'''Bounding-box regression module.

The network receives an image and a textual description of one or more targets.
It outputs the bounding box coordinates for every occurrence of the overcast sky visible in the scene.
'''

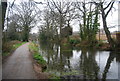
[8,0,119,33]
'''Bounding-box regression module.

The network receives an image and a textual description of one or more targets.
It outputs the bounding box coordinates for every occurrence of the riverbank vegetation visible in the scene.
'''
[29,42,46,70]
[60,38,109,51]
[29,42,62,79]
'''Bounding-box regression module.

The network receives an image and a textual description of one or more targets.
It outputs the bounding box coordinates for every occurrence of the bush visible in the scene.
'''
[2,43,12,53]
[33,53,46,64]
[39,33,47,42]
[69,39,80,45]
[2,40,26,57]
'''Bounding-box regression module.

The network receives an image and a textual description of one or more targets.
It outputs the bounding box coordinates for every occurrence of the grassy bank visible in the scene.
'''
[2,40,27,58]
[12,42,27,49]
[29,42,49,79]
[29,42,62,79]
[29,42,46,67]
[60,37,113,51]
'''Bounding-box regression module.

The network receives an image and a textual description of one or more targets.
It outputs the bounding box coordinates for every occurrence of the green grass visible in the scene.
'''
[33,53,46,64]
[29,42,46,65]
[12,42,27,49]
[29,43,39,52]
[48,74,61,81]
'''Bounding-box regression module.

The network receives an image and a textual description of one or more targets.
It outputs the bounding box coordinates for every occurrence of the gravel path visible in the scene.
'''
[2,43,37,79]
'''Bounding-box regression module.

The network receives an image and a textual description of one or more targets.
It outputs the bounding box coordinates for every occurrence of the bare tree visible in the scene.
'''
[100,0,116,48]
[47,0,73,41]
[12,1,39,41]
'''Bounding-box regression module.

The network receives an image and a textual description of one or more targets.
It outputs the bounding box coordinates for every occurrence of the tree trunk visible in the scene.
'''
[2,2,7,30]
[102,52,115,80]
[60,13,62,41]
[101,4,115,49]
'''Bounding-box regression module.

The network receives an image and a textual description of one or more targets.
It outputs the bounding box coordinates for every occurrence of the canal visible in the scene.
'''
[39,42,120,80]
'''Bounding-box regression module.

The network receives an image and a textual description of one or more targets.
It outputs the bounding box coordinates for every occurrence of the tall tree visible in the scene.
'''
[7,21,18,40]
[13,1,38,41]
[74,1,100,44]
[100,0,116,48]
[47,0,72,41]
[39,8,59,42]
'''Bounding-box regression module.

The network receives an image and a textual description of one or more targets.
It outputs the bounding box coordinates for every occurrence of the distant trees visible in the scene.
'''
[7,21,18,40]
[47,0,71,39]
[4,1,40,42]
[38,0,74,42]
[13,1,38,41]
[39,9,58,42]
[6,14,20,40]
[38,0,116,47]
[2,0,116,48]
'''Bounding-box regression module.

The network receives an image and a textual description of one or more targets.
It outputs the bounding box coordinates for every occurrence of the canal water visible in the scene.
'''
[39,42,120,80]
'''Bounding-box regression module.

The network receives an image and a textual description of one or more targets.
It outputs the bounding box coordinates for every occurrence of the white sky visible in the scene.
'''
[8,0,119,33]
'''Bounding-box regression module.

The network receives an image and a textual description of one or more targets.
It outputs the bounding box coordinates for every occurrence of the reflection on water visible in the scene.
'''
[39,42,120,80]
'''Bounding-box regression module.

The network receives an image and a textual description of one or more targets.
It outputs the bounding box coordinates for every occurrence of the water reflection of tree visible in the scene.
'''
[102,52,116,81]
[60,44,73,72]
[80,50,99,79]
[39,41,73,75]
[56,44,73,75]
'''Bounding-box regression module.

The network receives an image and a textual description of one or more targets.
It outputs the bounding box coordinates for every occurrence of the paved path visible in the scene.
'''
[2,43,37,79]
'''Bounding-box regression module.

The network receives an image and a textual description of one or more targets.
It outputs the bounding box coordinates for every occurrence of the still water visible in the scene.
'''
[39,42,120,80]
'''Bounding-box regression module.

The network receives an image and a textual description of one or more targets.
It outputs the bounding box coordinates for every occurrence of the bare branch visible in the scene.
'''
[105,1,114,17]
[103,2,112,10]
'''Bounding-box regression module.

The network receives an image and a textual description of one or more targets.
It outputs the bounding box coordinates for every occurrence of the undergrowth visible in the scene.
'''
[2,40,26,57]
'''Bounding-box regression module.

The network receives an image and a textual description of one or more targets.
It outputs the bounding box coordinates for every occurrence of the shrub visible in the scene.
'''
[2,40,26,57]
[33,53,46,65]
[69,39,80,45]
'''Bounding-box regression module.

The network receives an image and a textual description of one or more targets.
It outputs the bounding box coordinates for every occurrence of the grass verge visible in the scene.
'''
[29,42,46,66]
[29,42,49,79]
[12,42,27,49]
